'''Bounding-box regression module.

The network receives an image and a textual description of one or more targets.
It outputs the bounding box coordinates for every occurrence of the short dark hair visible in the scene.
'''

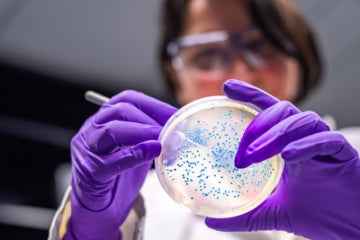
[158,0,323,103]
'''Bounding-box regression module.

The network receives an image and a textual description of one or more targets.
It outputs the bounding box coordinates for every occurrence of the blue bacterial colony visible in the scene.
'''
[156,98,283,218]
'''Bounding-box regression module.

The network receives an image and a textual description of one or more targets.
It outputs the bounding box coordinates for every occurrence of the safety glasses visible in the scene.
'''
[167,27,278,77]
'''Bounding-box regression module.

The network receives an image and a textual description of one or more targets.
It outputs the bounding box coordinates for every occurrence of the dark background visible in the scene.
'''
[0,0,359,239]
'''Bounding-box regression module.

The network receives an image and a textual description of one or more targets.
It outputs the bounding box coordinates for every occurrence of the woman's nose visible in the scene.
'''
[226,53,259,85]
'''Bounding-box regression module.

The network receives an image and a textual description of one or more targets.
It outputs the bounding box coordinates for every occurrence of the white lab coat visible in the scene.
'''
[48,125,360,240]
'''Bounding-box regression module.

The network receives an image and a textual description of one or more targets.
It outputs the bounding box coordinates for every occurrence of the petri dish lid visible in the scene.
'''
[155,96,284,218]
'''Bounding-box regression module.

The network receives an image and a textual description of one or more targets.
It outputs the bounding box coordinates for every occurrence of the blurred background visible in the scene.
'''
[0,0,359,238]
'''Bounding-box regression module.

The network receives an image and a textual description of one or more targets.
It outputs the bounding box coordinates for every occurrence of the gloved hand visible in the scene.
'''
[206,79,360,240]
[64,90,177,240]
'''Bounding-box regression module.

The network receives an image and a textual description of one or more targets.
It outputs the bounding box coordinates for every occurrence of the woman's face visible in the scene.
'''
[167,0,301,105]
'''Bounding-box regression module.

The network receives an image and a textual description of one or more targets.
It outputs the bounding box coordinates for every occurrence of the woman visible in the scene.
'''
[49,0,360,239]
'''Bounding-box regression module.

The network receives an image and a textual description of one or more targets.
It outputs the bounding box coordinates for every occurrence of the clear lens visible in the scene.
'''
[179,42,231,71]
[240,29,277,60]
[169,29,279,75]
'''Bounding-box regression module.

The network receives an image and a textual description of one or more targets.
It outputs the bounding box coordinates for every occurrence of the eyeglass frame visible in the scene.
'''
[166,27,296,73]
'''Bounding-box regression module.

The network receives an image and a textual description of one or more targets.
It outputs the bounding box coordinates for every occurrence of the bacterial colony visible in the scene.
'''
[156,97,283,218]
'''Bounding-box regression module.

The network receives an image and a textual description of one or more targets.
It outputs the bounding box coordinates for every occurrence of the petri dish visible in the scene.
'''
[155,96,284,218]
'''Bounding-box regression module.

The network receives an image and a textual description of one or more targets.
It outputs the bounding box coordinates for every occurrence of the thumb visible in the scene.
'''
[88,140,162,183]
[205,198,286,232]
[114,140,162,171]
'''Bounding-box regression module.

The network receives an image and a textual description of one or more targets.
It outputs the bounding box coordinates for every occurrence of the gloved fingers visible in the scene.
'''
[93,102,159,126]
[106,90,177,125]
[237,111,329,168]
[84,121,162,154]
[73,140,160,184]
[205,198,281,232]
[282,131,359,163]
[223,79,279,110]
[94,140,161,181]
[235,101,300,168]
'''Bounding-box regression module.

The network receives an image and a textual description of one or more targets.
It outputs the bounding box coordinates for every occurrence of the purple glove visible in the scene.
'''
[206,79,360,240]
[64,90,177,240]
